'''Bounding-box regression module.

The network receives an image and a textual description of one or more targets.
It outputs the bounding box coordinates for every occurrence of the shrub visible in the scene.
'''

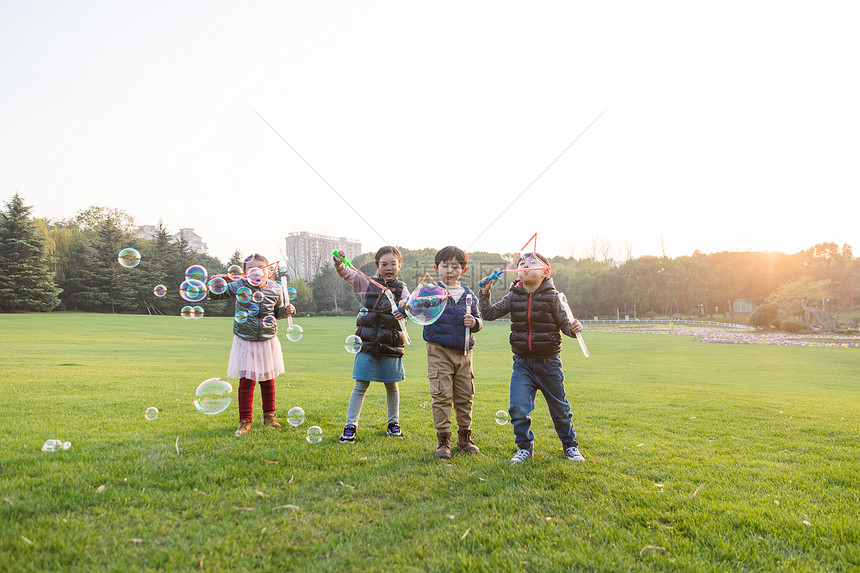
[749,303,779,329]
[779,317,804,333]
[643,311,658,319]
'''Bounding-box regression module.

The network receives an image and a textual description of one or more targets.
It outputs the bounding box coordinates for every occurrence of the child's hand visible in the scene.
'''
[392,309,406,321]
[464,315,476,328]
[479,281,493,295]
[285,304,296,316]
[569,319,583,334]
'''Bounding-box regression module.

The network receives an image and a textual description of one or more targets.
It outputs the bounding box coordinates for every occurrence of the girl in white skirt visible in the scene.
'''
[209,253,295,435]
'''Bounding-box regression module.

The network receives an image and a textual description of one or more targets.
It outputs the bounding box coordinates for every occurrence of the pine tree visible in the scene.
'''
[0,194,61,311]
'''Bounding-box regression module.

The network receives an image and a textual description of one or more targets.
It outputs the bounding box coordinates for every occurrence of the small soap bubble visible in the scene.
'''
[42,439,63,452]
[247,304,260,317]
[287,406,305,427]
[227,264,243,279]
[180,306,194,319]
[185,265,208,282]
[193,378,233,415]
[61,441,71,450]
[180,279,207,302]
[287,287,297,301]
[405,283,448,325]
[236,287,252,304]
[246,267,265,287]
[306,426,323,444]
[286,324,303,342]
[494,410,510,425]
[344,335,363,354]
[117,248,141,268]
[153,284,167,297]
[208,277,228,295]
[191,306,205,319]
[145,407,159,421]
[358,307,369,318]
[234,310,248,324]
[252,291,264,304]
[262,316,276,328]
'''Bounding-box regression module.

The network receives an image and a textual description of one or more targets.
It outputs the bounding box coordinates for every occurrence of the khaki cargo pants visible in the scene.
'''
[426,341,475,433]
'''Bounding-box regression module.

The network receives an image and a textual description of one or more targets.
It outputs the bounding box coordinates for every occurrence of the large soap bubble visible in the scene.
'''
[236,287,252,304]
[287,406,305,426]
[286,324,303,342]
[118,248,141,268]
[185,265,208,282]
[193,378,233,415]
[344,335,363,354]
[180,279,207,302]
[208,277,228,295]
[405,283,448,325]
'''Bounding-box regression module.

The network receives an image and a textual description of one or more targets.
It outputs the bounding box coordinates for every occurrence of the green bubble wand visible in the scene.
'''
[333,250,411,345]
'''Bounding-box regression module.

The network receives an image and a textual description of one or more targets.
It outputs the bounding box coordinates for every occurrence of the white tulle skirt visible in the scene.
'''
[227,336,285,381]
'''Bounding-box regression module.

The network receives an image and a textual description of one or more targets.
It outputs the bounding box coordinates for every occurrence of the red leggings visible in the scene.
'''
[238,378,275,421]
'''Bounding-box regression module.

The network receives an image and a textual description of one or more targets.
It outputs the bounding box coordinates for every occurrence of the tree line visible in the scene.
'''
[2,195,858,329]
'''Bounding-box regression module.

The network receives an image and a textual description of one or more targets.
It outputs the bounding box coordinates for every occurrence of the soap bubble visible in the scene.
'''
[117,247,141,268]
[405,283,448,325]
[145,407,159,421]
[236,287,252,304]
[193,378,233,415]
[227,264,243,279]
[285,324,303,342]
[191,305,205,319]
[287,406,305,426]
[153,284,167,297]
[234,310,248,324]
[180,306,194,319]
[262,316,276,328]
[180,279,207,302]
[344,335,363,354]
[208,277,228,295]
[42,439,63,452]
[247,304,259,317]
[185,265,208,282]
[61,441,71,450]
[358,307,369,318]
[494,410,510,425]
[287,287,297,300]
[246,267,265,287]
[252,291,264,304]
[306,426,323,444]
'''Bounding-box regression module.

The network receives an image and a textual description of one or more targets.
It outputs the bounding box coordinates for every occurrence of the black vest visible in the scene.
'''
[508,278,563,358]
[355,277,407,357]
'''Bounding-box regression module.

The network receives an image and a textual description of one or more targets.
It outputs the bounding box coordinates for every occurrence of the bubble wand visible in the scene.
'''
[280,275,297,332]
[333,250,411,345]
[557,292,589,358]
[463,293,473,356]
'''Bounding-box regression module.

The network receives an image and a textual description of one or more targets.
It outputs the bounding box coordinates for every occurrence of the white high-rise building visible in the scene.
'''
[285,232,361,280]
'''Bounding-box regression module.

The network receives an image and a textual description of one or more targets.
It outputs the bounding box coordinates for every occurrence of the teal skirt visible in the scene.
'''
[352,353,405,383]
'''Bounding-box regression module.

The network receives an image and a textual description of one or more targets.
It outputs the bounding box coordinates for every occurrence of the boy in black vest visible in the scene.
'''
[478,252,585,463]
[418,246,483,458]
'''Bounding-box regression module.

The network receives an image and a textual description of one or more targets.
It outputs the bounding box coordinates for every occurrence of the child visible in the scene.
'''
[478,252,585,463]
[418,246,483,458]
[333,246,410,442]
[209,254,295,435]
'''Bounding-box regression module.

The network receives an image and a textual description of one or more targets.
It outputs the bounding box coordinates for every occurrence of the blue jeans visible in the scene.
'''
[509,355,577,450]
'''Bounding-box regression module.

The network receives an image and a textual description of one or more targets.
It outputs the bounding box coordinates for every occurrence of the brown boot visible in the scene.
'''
[263,411,281,428]
[436,432,451,459]
[457,428,479,453]
[235,419,252,435]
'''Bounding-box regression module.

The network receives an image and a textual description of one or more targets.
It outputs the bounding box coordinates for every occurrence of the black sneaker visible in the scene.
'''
[386,422,403,437]
[339,424,356,443]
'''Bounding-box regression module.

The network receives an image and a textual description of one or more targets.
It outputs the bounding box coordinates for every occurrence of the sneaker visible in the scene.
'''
[387,422,403,437]
[564,446,585,462]
[339,424,356,443]
[510,448,533,464]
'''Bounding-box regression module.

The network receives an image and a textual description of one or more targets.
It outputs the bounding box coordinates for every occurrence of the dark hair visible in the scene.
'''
[375,246,402,266]
[243,253,269,271]
[435,246,468,267]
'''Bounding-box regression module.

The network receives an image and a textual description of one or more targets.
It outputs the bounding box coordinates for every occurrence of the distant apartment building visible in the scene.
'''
[136,225,208,254]
[285,232,361,280]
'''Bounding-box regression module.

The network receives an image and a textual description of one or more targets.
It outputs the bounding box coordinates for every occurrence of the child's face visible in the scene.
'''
[376,253,401,281]
[435,259,466,287]
[516,254,549,289]
[246,259,271,282]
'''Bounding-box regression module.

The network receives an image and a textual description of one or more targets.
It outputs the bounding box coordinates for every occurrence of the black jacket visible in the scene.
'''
[356,277,407,357]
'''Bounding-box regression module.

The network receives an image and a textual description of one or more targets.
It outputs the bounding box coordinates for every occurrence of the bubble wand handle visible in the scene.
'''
[384,289,411,345]
[558,292,589,358]
[280,276,294,329]
[478,268,503,288]
[463,293,472,355]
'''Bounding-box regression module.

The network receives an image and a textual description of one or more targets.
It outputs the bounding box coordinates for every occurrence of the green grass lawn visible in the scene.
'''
[1,313,858,572]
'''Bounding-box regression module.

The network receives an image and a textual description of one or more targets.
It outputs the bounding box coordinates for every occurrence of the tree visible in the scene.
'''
[311,263,358,313]
[0,194,61,311]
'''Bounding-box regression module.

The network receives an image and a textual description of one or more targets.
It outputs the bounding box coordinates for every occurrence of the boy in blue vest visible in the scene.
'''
[419,246,483,458]
[478,252,585,463]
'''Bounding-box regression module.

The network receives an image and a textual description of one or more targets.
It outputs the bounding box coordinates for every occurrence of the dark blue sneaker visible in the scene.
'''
[339,424,356,443]
[387,422,402,437]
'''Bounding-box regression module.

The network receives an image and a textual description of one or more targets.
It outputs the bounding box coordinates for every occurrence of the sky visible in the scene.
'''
[2,1,859,263]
